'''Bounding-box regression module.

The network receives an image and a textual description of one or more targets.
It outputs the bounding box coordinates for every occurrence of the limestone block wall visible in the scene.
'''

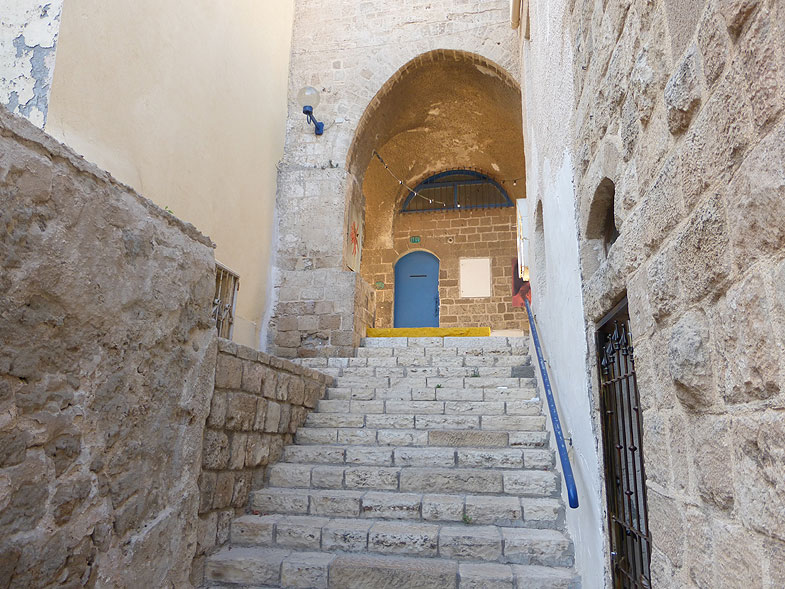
[362,207,525,330]
[192,339,330,583]
[269,0,521,357]
[564,0,785,585]
[270,269,375,358]
[0,107,216,587]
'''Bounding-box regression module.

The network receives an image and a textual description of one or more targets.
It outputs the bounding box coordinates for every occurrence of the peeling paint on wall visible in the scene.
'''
[0,1,63,127]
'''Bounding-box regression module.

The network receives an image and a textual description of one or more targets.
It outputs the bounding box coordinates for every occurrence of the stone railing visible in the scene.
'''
[191,338,332,583]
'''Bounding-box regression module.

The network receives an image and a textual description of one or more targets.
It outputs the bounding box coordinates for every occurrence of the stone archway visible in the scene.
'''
[268,4,524,358]
[347,50,527,330]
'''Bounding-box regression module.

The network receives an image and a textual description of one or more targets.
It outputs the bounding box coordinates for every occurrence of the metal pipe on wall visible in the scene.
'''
[510,0,522,29]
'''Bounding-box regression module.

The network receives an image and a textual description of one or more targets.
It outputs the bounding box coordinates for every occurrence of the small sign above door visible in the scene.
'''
[410,236,421,244]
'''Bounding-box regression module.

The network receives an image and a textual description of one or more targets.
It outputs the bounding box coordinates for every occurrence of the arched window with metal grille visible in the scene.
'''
[401,170,513,213]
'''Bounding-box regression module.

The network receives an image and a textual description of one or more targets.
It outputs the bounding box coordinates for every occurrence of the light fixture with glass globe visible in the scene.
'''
[297,86,324,135]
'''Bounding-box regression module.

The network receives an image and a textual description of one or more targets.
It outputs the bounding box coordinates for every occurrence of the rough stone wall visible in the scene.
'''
[352,273,377,341]
[362,207,525,330]
[0,1,63,127]
[271,268,375,358]
[567,0,785,586]
[0,107,216,587]
[192,338,330,583]
[269,0,520,357]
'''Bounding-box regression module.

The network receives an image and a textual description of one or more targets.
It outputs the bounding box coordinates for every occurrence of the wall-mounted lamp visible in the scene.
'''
[297,86,324,135]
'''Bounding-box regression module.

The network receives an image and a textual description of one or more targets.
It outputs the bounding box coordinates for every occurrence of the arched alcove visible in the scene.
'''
[346,49,527,330]
[582,178,619,276]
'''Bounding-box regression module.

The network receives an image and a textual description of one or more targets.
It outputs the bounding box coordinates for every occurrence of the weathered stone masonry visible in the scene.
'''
[0,107,332,588]
[565,0,785,585]
[192,339,331,584]
[0,106,216,588]
[268,1,522,358]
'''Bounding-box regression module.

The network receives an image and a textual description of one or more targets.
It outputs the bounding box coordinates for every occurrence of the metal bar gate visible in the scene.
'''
[597,298,651,588]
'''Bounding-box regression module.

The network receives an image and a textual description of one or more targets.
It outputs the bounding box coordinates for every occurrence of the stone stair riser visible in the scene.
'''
[249,489,563,528]
[304,413,546,431]
[316,399,542,416]
[282,445,553,470]
[325,386,539,402]
[228,515,573,567]
[205,548,579,589]
[266,463,559,496]
[294,427,549,448]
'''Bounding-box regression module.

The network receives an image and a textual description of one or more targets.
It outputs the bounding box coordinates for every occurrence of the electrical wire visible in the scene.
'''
[371,150,450,208]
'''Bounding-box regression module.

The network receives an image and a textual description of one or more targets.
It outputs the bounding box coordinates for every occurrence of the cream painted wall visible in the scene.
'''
[46,0,295,349]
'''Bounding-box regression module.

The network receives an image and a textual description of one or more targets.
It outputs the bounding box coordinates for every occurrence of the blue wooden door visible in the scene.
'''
[394,251,439,328]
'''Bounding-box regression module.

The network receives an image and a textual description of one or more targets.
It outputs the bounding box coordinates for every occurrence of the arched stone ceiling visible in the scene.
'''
[347,50,526,250]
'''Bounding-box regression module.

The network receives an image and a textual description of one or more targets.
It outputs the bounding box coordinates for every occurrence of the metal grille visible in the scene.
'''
[597,299,651,589]
[213,264,239,339]
[402,170,513,213]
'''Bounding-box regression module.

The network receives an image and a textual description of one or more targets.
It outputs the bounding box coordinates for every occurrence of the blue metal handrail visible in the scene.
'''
[524,299,579,509]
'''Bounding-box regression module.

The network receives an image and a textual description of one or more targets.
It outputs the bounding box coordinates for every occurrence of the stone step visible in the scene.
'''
[355,346,528,358]
[303,412,546,431]
[315,398,542,416]
[265,463,560,496]
[205,549,578,588]
[316,365,533,378]
[282,444,553,470]
[361,336,529,348]
[250,488,563,528]
[295,354,532,367]
[295,427,549,448]
[325,385,539,402]
[205,547,578,588]
[350,348,532,360]
[227,514,573,566]
[331,375,532,389]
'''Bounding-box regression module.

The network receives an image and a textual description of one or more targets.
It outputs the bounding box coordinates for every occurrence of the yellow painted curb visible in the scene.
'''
[366,327,492,338]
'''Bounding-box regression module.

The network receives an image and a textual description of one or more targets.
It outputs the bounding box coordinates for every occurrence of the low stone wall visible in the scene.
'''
[0,107,216,587]
[192,339,331,583]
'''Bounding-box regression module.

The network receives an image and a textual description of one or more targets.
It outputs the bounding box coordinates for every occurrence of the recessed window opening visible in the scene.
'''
[586,178,618,257]
[581,178,619,277]
[602,187,620,255]
[213,263,239,339]
[402,170,513,213]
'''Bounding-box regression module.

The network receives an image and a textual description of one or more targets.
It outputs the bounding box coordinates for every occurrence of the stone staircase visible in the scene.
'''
[203,336,579,588]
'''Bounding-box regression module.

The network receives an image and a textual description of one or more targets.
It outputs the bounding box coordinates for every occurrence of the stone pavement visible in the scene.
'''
[203,337,579,588]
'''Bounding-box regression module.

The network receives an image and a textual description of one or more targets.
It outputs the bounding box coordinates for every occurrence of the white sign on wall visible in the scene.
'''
[459,257,492,298]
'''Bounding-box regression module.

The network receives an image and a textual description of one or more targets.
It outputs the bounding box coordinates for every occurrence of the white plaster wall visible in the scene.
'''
[0,0,63,127]
[520,2,606,586]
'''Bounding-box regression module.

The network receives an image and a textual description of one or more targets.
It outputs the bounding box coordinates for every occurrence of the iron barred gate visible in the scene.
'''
[597,299,651,588]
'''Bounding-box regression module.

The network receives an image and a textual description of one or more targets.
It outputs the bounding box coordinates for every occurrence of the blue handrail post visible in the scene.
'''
[524,299,579,509]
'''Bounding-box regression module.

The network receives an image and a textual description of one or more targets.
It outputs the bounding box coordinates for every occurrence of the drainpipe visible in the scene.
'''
[510,0,522,29]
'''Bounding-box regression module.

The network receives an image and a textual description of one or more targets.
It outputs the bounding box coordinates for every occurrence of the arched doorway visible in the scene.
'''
[394,251,440,328]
